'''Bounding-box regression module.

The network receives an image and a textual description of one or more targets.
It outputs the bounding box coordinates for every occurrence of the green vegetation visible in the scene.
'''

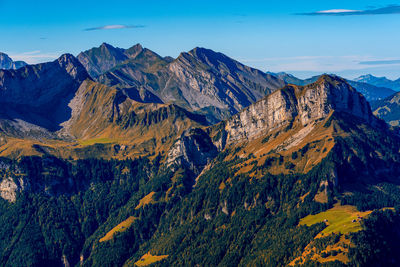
[300,205,370,235]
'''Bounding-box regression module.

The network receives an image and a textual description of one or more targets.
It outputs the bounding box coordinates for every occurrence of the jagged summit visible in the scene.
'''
[77,43,148,78]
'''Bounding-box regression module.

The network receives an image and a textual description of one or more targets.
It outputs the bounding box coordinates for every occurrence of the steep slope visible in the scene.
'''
[98,46,285,122]
[371,91,400,126]
[354,74,400,91]
[58,80,209,158]
[0,54,90,134]
[213,75,377,145]
[0,52,27,70]
[269,72,395,101]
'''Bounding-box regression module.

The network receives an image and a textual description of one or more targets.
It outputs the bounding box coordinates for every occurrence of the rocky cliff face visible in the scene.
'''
[0,54,90,133]
[166,47,285,114]
[166,128,218,175]
[0,52,27,70]
[215,75,378,146]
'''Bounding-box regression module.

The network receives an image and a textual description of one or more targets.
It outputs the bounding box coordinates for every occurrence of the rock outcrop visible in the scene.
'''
[215,75,378,146]
[166,128,218,175]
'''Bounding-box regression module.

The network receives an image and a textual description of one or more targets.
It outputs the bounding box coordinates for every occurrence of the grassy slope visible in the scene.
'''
[99,216,137,243]
[299,204,371,236]
[130,252,168,266]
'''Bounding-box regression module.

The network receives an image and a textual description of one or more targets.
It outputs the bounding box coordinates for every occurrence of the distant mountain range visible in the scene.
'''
[354,74,400,91]
[268,72,396,102]
[0,52,27,70]
[371,91,400,127]
[79,43,286,123]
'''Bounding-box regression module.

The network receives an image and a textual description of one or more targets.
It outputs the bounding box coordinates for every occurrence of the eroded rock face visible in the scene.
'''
[166,128,218,175]
[216,75,378,146]
[0,54,89,107]
[0,177,26,202]
[166,47,286,117]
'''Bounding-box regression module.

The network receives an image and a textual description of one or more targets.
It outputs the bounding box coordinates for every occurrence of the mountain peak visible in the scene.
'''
[124,43,144,58]
[100,42,115,49]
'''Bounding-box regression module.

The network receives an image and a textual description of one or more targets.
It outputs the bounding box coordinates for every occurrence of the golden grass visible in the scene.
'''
[99,216,137,242]
[135,192,156,210]
[299,204,371,236]
[78,137,115,146]
[289,234,351,266]
[134,252,168,266]
[314,191,328,204]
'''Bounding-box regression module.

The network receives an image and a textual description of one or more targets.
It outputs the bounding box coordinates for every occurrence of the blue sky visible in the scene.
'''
[1,0,400,79]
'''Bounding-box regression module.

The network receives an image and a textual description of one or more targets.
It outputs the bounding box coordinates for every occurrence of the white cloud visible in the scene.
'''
[84,24,145,31]
[8,51,60,64]
[316,9,361,14]
[297,5,400,16]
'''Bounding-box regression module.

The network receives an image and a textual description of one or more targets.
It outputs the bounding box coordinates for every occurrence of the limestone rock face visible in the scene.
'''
[165,47,286,118]
[0,177,27,202]
[166,128,218,175]
[217,75,378,146]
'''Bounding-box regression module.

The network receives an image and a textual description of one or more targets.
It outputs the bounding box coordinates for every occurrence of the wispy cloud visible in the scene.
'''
[359,59,400,65]
[84,24,145,31]
[8,51,59,64]
[297,5,400,16]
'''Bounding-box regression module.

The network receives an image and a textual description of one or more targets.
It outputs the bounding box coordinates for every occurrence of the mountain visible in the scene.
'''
[0,52,27,70]
[2,41,400,267]
[371,91,400,126]
[0,54,90,134]
[2,74,400,266]
[95,45,286,122]
[269,72,396,101]
[77,43,148,77]
[354,74,400,91]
